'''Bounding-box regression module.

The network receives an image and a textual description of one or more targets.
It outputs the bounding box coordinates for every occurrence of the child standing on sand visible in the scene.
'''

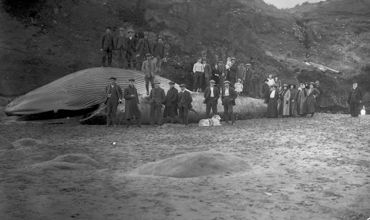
[234,78,243,96]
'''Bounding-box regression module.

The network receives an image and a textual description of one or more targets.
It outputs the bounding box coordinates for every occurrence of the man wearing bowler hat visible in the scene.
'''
[204,79,220,118]
[124,78,141,127]
[164,81,178,123]
[178,84,193,125]
[149,79,166,126]
[221,80,237,125]
[105,77,122,126]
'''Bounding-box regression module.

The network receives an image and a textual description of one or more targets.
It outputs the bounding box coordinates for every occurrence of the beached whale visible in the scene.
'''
[5,67,267,123]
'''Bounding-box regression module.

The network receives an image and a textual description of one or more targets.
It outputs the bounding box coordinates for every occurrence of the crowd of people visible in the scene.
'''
[104,75,238,127]
[101,27,364,126]
[263,78,321,118]
[100,26,170,72]
[191,56,263,98]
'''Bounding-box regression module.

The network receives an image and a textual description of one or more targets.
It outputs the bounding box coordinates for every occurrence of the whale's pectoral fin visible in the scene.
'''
[79,103,107,123]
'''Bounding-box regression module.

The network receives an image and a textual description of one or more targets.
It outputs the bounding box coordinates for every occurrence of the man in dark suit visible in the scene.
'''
[136,31,152,70]
[203,60,212,91]
[348,82,362,117]
[105,77,122,126]
[149,80,166,126]
[227,58,237,86]
[164,81,178,123]
[204,79,220,118]
[221,80,237,125]
[178,84,193,125]
[261,79,270,104]
[101,27,114,67]
[124,79,141,127]
[125,28,137,69]
[115,27,127,68]
[153,36,165,74]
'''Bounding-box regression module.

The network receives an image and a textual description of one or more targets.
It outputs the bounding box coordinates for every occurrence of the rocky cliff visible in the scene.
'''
[0,0,369,110]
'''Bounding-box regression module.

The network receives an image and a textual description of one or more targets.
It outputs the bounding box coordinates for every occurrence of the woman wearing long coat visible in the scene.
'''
[124,79,141,126]
[282,84,291,117]
[297,83,307,116]
[289,84,299,117]
[305,83,320,116]
[267,86,278,118]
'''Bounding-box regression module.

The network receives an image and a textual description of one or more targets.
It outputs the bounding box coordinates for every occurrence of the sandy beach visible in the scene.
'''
[0,111,369,220]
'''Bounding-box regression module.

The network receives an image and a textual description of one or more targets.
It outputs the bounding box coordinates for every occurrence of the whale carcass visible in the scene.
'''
[5,67,267,123]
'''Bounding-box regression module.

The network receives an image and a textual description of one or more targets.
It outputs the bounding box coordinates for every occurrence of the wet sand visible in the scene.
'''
[0,112,369,220]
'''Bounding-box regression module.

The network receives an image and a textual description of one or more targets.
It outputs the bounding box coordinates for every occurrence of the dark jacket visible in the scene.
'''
[261,83,270,103]
[221,86,237,106]
[136,38,152,56]
[149,87,166,104]
[153,42,165,58]
[165,87,178,107]
[204,86,220,103]
[204,63,212,79]
[178,90,192,109]
[348,87,362,104]
[227,64,237,84]
[115,35,126,50]
[125,37,137,56]
[105,83,122,105]
[124,85,140,118]
[101,33,114,50]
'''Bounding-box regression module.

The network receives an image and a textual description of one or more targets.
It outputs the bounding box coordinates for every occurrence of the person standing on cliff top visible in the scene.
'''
[101,27,114,67]
[192,58,204,92]
[125,28,137,69]
[115,27,127,68]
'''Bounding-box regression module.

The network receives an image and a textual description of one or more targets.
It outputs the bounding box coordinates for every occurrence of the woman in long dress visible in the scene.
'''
[297,83,307,116]
[289,84,298,117]
[267,86,278,118]
[306,83,320,117]
[282,84,291,117]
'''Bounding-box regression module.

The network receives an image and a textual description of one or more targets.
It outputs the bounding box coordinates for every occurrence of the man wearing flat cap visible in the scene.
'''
[101,27,114,67]
[149,79,166,126]
[105,77,122,126]
[204,79,220,118]
[178,84,193,125]
[221,80,237,125]
[164,81,178,123]
[124,78,141,127]
[141,53,157,95]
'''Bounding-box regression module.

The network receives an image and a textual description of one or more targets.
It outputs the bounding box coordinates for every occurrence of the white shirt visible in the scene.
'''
[210,87,214,97]
[267,78,275,87]
[193,62,204,73]
[270,90,276,98]
[224,87,230,96]
[234,82,243,93]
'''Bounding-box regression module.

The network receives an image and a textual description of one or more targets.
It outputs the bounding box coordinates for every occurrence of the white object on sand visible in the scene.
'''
[361,106,366,116]
[198,115,221,127]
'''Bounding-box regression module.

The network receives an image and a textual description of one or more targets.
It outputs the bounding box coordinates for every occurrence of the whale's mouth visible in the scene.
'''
[15,104,100,121]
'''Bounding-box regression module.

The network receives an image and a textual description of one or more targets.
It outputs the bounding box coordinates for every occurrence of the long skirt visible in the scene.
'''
[290,100,298,117]
[306,96,316,114]
[267,99,278,118]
